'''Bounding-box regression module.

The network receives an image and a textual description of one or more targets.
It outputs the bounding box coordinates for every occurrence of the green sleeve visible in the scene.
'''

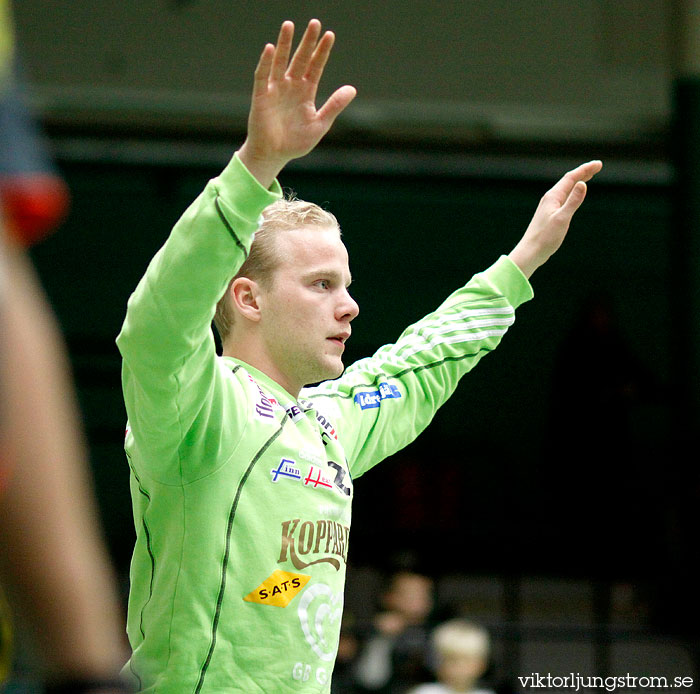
[303,255,533,478]
[116,153,282,484]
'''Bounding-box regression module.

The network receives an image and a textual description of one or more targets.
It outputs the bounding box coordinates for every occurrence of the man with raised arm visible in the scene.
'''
[117,19,601,693]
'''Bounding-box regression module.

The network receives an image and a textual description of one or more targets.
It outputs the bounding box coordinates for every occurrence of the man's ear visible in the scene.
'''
[230,277,262,322]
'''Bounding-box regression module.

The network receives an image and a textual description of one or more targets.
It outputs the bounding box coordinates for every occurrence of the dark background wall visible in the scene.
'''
[11,0,671,149]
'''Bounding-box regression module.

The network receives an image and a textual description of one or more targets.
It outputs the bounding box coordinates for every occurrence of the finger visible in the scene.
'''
[270,20,295,82]
[305,31,335,85]
[317,85,357,128]
[547,160,602,206]
[252,43,275,97]
[556,181,588,221]
[287,19,322,79]
[567,159,603,184]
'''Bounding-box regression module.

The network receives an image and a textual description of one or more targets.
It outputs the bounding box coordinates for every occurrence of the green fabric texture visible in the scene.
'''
[117,153,532,693]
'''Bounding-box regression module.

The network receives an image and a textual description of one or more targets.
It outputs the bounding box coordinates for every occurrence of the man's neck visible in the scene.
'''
[222,341,301,399]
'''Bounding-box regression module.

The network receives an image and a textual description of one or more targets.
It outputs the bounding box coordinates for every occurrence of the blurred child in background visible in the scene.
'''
[408,619,494,694]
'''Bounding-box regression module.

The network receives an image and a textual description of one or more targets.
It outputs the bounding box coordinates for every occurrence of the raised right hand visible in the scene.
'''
[238,19,357,188]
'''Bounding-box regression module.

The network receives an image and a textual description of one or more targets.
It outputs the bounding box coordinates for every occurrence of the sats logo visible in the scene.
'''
[243,569,310,607]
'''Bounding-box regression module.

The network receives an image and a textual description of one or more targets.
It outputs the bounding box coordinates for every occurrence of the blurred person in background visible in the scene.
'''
[407,619,494,694]
[330,613,361,694]
[0,1,131,691]
[353,570,436,693]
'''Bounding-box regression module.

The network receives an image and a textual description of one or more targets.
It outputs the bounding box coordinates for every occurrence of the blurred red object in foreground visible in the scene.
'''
[0,174,70,247]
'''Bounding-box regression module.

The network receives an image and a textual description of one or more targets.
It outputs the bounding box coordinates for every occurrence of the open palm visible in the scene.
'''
[239,20,356,187]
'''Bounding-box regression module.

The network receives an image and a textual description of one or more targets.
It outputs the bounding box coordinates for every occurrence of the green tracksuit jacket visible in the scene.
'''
[116,153,533,693]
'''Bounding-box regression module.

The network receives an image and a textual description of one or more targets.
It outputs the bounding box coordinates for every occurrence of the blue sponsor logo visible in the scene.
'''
[271,458,302,483]
[354,383,402,410]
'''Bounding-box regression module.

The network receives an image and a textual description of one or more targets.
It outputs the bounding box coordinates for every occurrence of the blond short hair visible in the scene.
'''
[213,195,340,343]
[432,619,490,662]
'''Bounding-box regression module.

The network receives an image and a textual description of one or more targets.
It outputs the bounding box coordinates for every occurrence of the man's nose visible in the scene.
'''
[337,289,359,321]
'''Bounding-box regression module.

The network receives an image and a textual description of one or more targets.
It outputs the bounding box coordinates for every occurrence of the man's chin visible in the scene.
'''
[300,355,346,389]
[312,358,345,385]
[325,359,345,380]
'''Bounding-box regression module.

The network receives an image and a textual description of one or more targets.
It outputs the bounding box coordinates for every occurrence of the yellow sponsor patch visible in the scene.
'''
[243,570,310,607]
